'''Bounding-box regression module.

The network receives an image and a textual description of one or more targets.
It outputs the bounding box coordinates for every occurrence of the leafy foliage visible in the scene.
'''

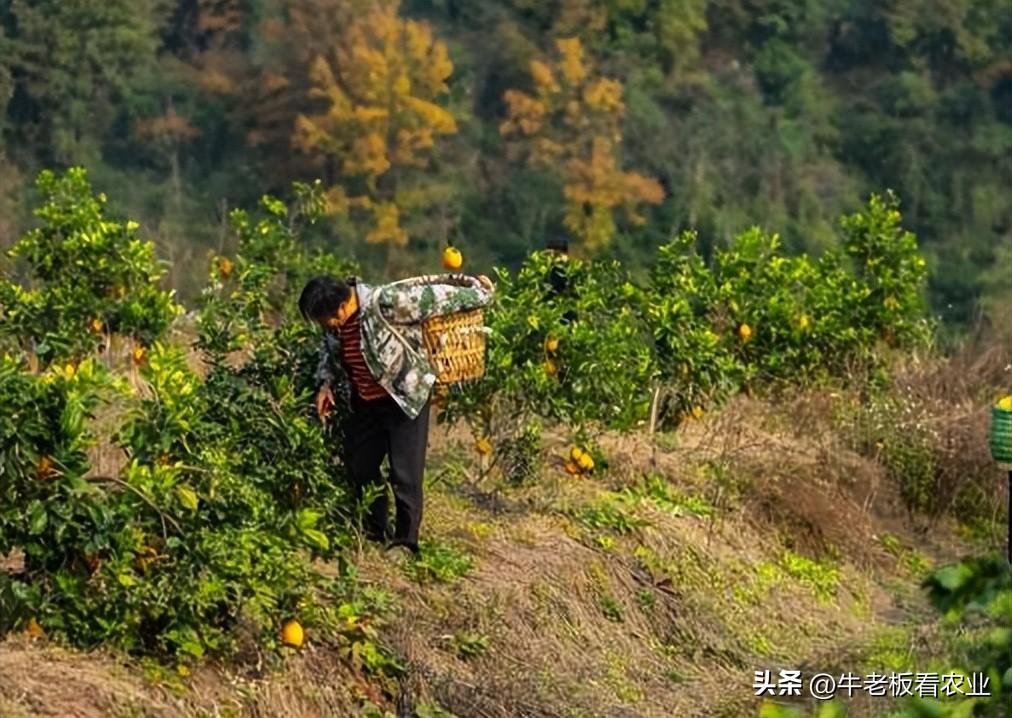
[0,175,371,661]
[442,248,656,440]
[0,168,180,365]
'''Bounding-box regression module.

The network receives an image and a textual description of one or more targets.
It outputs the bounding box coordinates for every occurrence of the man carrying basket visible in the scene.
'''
[298,273,495,555]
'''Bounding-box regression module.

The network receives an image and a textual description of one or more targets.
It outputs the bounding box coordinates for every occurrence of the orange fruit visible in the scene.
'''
[280,619,304,648]
[738,323,752,342]
[442,246,463,271]
[37,455,55,479]
[25,617,44,638]
[563,461,580,475]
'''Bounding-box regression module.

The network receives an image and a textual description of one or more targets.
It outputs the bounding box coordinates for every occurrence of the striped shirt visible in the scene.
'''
[337,310,389,401]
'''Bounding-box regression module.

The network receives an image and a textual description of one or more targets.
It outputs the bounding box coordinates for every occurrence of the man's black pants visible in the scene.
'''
[343,394,430,549]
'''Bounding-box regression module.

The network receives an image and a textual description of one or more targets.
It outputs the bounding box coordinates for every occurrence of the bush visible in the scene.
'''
[0,183,365,660]
[443,250,657,438]
[647,194,931,425]
[0,168,180,365]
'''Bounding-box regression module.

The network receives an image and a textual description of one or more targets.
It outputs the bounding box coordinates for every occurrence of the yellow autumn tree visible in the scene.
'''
[500,37,664,251]
[290,0,457,246]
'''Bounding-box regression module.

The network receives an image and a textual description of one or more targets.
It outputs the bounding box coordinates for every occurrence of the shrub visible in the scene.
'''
[444,250,657,439]
[0,185,364,660]
[0,168,180,365]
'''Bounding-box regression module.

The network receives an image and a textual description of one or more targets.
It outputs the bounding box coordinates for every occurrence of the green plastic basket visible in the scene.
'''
[991,405,1012,464]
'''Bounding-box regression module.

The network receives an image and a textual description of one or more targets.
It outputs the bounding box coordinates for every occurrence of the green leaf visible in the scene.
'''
[28,501,48,535]
[297,509,322,530]
[175,485,199,511]
[303,528,330,551]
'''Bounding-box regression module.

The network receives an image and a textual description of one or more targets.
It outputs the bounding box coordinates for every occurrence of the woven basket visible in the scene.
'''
[991,405,1012,464]
[422,308,488,387]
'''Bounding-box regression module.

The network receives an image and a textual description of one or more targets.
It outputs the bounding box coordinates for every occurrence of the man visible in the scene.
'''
[298,273,494,554]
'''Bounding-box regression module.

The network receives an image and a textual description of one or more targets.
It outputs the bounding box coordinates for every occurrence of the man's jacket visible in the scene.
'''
[315,274,494,419]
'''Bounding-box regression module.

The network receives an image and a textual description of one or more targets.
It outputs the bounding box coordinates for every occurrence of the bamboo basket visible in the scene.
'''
[422,308,488,387]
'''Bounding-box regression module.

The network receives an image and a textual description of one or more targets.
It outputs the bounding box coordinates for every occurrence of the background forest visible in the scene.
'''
[1,0,1010,329]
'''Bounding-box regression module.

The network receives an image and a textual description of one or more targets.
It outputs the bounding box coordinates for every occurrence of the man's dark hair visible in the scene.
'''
[298,275,352,321]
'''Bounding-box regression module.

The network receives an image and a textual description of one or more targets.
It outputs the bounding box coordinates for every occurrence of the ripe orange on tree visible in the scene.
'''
[218,257,235,279]
[37,455,55,480]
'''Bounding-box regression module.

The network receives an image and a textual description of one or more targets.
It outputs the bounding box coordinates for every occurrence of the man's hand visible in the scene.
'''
[477,274,494,291]
[315,384,335,420]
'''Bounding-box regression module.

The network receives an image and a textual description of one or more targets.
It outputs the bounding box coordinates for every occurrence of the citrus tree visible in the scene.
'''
[1,180,374,661]
[445,250,656,458]
[0,168,180,366]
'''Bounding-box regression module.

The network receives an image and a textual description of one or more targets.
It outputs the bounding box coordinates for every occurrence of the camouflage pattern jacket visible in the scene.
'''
[315,274,494,419]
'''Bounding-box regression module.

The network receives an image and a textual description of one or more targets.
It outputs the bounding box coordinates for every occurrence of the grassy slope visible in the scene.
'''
[0,377,998,718]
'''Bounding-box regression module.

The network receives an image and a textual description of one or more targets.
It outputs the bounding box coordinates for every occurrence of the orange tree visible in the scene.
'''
[444,250,657,455]
[646,230,746,422]
[1,181,387,662]
[646,193,931,424]
[0,168,180,365]
[838,191,932,349]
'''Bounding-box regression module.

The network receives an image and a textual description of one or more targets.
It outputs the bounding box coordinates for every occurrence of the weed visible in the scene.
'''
[878,533,931,575]
[862,626,916,672]
[598,595,624,622]
[635,590,656,610]
[416,703,459,718]
[572,493,649,535]
[622,472,715,518]
[401,539,473,583]
[778,550,839,602]
[605,652,642,703]
[747,631,776,656]
[449,631,491,660]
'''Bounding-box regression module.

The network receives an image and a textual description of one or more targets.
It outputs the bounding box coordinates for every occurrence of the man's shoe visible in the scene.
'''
[385,539,420,556]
